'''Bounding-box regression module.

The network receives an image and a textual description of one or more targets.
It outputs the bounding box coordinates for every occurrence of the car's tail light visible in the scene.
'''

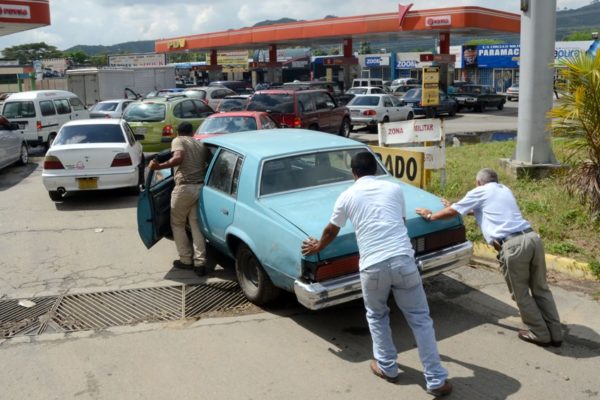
[36,120,42,130]
[304,254,359,282]
[293,116,302,128]
[363,110,377,116]
[162,125,173,137]
[111,153,132,167]
[410,225,467,256]
[43,155,64,170]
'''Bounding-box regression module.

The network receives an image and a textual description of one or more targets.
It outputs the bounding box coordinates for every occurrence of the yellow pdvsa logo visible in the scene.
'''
[167,39,186,49]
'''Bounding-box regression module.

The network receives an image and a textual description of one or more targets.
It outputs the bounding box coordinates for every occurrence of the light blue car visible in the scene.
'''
[137,129,472,310]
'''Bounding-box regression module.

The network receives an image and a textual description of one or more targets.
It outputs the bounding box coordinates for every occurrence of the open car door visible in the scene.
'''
[137,152,174,249]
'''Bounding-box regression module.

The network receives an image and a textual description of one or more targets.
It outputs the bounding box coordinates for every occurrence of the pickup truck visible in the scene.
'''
[452,84,506,112]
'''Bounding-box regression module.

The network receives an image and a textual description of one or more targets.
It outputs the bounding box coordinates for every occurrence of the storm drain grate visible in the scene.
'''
[0,282,251,338]
[0,296,58,338]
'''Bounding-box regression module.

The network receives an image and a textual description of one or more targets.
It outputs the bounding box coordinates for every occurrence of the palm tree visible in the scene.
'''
[550,52,600,217]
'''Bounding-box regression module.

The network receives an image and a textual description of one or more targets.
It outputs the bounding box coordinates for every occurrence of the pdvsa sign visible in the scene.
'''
[425,15,451,27]
[167,39,187,50]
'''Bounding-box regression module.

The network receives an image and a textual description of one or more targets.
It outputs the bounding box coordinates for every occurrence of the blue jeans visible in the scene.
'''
[360,254,448,390]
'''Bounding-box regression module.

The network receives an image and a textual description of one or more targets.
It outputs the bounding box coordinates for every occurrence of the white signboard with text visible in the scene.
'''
[378,119,442,145]
[405,145,445,170]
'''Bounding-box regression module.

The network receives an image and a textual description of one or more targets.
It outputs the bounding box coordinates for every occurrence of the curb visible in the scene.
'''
[471,242,596,281]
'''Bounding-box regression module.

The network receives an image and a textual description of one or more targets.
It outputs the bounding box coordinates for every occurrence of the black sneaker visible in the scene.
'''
[426,380,452,397]
[173,260,194,270]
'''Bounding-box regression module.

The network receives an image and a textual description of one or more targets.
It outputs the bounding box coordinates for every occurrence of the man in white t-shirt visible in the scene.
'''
[416,168,562,347]
[302,151,451,397]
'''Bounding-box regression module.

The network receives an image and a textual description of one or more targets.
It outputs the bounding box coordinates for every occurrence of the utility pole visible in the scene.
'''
[502,0,560,178]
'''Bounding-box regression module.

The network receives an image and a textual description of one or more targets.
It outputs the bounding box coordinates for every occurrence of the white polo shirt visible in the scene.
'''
[330,176,414,270]
[451,182,531,244]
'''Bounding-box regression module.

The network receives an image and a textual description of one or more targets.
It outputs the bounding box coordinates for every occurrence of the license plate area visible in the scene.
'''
[77,177,98,189]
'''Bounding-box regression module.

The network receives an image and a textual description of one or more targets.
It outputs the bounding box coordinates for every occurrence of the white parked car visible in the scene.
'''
[0,116,28,170]
[42,119,144,201]
[89,99,135,119]
[347,94,414,132]
[345,86,387,95]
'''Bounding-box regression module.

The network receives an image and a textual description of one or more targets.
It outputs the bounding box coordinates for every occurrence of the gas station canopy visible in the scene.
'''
[0,0,50,37]
[155,6,520,53]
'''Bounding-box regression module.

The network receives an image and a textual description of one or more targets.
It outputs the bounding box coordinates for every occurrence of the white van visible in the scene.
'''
[1,90,89,149]
[352,78,384,88]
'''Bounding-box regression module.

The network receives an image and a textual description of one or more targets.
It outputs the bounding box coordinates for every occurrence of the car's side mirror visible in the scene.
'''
[134,134,145,141]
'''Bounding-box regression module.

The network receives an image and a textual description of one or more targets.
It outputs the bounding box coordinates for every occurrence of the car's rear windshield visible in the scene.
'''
[247,93,294,114]
[350,96,380,106]
[219,99,246,111]
[260,148,386,196]
[457,86,483,93]
[54,124,125,145]
[199,116,257,134]
[91,102,118,112]
[123,103,166,122]
[403,89,422,100]
[347,88,367,95]
[2,101,36,118]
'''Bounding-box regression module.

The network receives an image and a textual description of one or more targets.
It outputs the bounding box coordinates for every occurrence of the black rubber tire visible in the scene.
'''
[497,102,504,110]
[406,112,414,120]
[308,124,319,131]
[338,118,351,137]
[475,105,484,112]
[235,243,280,305]
[48,191,62,201]
[382,116,390,123]
[46,133,56,150]
[16,143,28,165]
[456,105,462,112]
[448,106,457,117]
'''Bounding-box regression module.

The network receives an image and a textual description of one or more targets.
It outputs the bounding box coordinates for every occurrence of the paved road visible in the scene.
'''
[1,106,599,399]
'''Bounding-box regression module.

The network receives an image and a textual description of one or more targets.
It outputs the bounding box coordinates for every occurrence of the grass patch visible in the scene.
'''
[427,139,600,267]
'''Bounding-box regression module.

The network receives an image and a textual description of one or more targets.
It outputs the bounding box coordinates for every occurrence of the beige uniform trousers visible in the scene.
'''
[170,183,206,266]
[498,231,562,343]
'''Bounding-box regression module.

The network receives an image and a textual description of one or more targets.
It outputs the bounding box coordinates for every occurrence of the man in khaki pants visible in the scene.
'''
[149,122,209,275]
[416,168,563,347]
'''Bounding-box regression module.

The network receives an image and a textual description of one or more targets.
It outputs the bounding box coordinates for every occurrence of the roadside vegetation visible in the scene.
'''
[426,139,600,276]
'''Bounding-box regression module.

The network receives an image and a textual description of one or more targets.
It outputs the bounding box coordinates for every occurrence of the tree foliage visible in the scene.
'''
[563,29,600,41]
[88,53,108,66]
[1,42,63,64]
[63,50,88,65]
[550,52,600,217]
[358,41,372,55]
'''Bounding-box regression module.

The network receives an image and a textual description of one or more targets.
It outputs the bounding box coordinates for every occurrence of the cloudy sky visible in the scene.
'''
[0,0,592,51]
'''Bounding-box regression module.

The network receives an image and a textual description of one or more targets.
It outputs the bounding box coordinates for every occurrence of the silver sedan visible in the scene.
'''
[347,94,414,132]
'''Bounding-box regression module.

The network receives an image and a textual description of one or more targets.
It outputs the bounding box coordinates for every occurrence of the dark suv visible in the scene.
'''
[245,89,351,137]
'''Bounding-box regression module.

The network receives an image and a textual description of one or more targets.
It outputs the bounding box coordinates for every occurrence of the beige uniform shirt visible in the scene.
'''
[171,136,209,186]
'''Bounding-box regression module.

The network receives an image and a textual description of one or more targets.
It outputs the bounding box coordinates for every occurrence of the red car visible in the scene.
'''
[193,111,279,140]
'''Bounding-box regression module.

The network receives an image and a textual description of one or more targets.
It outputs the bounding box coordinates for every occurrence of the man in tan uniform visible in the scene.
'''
[149,122,209,275]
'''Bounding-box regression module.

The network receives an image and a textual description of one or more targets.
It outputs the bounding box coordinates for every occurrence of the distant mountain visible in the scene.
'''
[556,3,600,39]
[65,41,155,56]
[252,18,300,27]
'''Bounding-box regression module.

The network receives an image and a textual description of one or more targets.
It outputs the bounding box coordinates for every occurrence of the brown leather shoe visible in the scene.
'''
[518,330,551,347]
[369,360,399,383]
[426,380,453,397]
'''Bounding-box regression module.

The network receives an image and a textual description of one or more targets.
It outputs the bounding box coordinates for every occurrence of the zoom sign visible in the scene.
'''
[369,145,424,188]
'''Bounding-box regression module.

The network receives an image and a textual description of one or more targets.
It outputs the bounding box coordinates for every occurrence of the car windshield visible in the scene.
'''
[54,124,125,145]
[2,101,36,118]
[260,148,386,195]
[123,103,166,122]
[403,89,422,100]
[349,96,380,106]
[219,99,246,111]
[247,94,294,114]
[198,116,257,134]
[347,88,367,95]
[91,102,118,112]
[457,86,483,94]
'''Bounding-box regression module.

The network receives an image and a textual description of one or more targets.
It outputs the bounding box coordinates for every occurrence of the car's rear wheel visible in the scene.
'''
[16,143,28,165]
[475,105,484,112]
[497,102,504,110]
[338,118,351,137]
[448,106,457,117]
[45,133,56,150]
[235,243,280,305]
[406,112,414,120]
[48,191,62,202]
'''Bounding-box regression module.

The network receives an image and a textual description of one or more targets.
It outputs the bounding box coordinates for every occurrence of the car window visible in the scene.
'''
[192,100,214,117]
[314,92,335,110]
[298,93,315,113]
[212,89,230,99]
[260,148,386,195]
[174,100,199,119]
[92,102,118,112]
[247,93,294,114]
[39,100,56,116]
[390,96,402,107]
[54,99,72,115]
[372,88,383,94]
[219,99,245,112]
[123,102,166,122]
[2,101,36,118]
[383,97,393,107]
[260,114,278,129]
[123,123,136,146]
[350,96,380,106]
[403,89,421,100]
[207,149,241,196]
[69,97,86,111]
[54,124,126,145]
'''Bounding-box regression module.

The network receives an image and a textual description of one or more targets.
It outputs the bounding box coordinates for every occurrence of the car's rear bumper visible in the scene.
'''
[294,241,473,310]
[42,168,138,192]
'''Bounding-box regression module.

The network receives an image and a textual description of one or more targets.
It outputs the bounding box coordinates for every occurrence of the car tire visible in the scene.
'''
[406,112,414,120]
[48,191,62,202]
[456,105,462,112]
[338,118,351,137]
[449,106,457,117]
[497,102,504,110]
[16,143,28,165]
[308,124,319,131]
[46,133,56,151]
[475,105,484,112]
[235,243,280,305]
